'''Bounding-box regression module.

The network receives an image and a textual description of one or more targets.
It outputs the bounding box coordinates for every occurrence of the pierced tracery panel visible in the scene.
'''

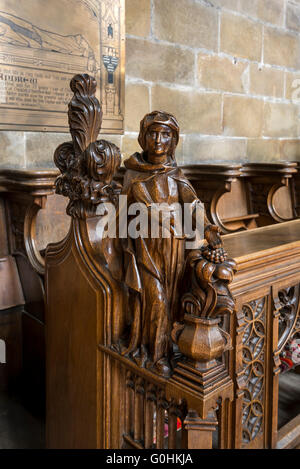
[278,286,300,373]
[241,297,266,446]
[278,286,299,353]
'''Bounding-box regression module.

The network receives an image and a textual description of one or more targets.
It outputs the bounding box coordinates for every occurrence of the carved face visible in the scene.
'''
[145,123,173,162]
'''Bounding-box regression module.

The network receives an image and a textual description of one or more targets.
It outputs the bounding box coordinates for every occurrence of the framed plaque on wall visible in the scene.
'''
[0,0,125,133]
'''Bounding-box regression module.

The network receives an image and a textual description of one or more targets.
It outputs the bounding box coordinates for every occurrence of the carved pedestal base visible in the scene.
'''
[169,313,234,448]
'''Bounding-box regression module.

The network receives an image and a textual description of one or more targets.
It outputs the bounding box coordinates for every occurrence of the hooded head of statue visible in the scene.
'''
[138,110,180,162]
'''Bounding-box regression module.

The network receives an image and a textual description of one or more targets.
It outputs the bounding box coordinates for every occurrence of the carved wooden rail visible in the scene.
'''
[181,162,298,234]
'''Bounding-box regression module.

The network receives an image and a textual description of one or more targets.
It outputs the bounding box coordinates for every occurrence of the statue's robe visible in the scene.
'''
[120,152,203,369]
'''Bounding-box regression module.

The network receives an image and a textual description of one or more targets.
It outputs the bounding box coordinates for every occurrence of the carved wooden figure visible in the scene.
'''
[46,73,237,449]
[54,74,121,219]
[46,74,300,449]
[117,112,210,377]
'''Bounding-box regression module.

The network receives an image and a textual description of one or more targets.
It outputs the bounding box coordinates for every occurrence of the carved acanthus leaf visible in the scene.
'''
[180,225,236,320]
[54,74,121,218]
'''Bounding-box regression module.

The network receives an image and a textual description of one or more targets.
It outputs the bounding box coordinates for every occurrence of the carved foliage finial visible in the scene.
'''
[181,225,236,320]
[54,73,121,218]
[172,225,236,370]
[69,74,102,154]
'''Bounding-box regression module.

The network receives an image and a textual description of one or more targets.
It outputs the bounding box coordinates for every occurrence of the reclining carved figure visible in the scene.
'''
[54,73,236,378]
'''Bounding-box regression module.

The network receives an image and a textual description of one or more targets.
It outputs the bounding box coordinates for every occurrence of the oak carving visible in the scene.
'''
[241,297,266,446]
[54,74,121,218]
[173,225,236,370]
[54,74,236,379]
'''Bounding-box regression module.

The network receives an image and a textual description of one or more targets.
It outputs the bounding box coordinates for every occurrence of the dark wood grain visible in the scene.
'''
[45,73,300,450]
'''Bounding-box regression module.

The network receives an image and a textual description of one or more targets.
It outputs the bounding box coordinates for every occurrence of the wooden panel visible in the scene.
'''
[14,254,44,321]
[22,311,45,416]
[0,306,22,392]
[0,256,24,310]
[46,256,99,448]
[46,233,105,449]
[223,219,300,262]
[272,186,294,221]
[0,198,8,256]
[277,414,300,449]
[218,180,249,219]
[35,193,69,253]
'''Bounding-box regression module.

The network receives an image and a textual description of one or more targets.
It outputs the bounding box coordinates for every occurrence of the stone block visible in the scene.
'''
[280,139,300,160]
[0,132,25,168]
[209,0,239,9]
[121,134,141,160]
[183,136,246,163]
[153,0,218,50]
[264,26,300,69]
[25,132,69,168]
[223,96,264,137]
[247,138,280,162]
[198,53,248,93]
[125,83,150,132]
[258,0,284,26]
[152,85,222,134]
[286,71,300,101]
[237,0,258,18]
[125,0,151,37]
[238,0,284,26]
[220,12,262,61]
[249,64,284,98]
[263,102,300,138]
[286,2,300,32]
[126,38,195,86]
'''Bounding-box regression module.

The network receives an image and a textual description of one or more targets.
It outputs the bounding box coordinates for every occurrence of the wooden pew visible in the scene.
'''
[290,161,300,218]
[181,162,298,234]
[223,220,300,449]
[45,74,300,449]
[242,162,297,227]
[181,163,259,233]
[0,169,69,410]
[46,203,300,449]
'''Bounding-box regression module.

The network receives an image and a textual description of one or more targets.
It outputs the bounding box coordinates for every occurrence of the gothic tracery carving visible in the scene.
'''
[241,297,266,446]
[277,286,299,351]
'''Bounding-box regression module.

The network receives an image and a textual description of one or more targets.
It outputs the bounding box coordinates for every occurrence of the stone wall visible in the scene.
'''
[124,0,300,164]
[1,0,300,168]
